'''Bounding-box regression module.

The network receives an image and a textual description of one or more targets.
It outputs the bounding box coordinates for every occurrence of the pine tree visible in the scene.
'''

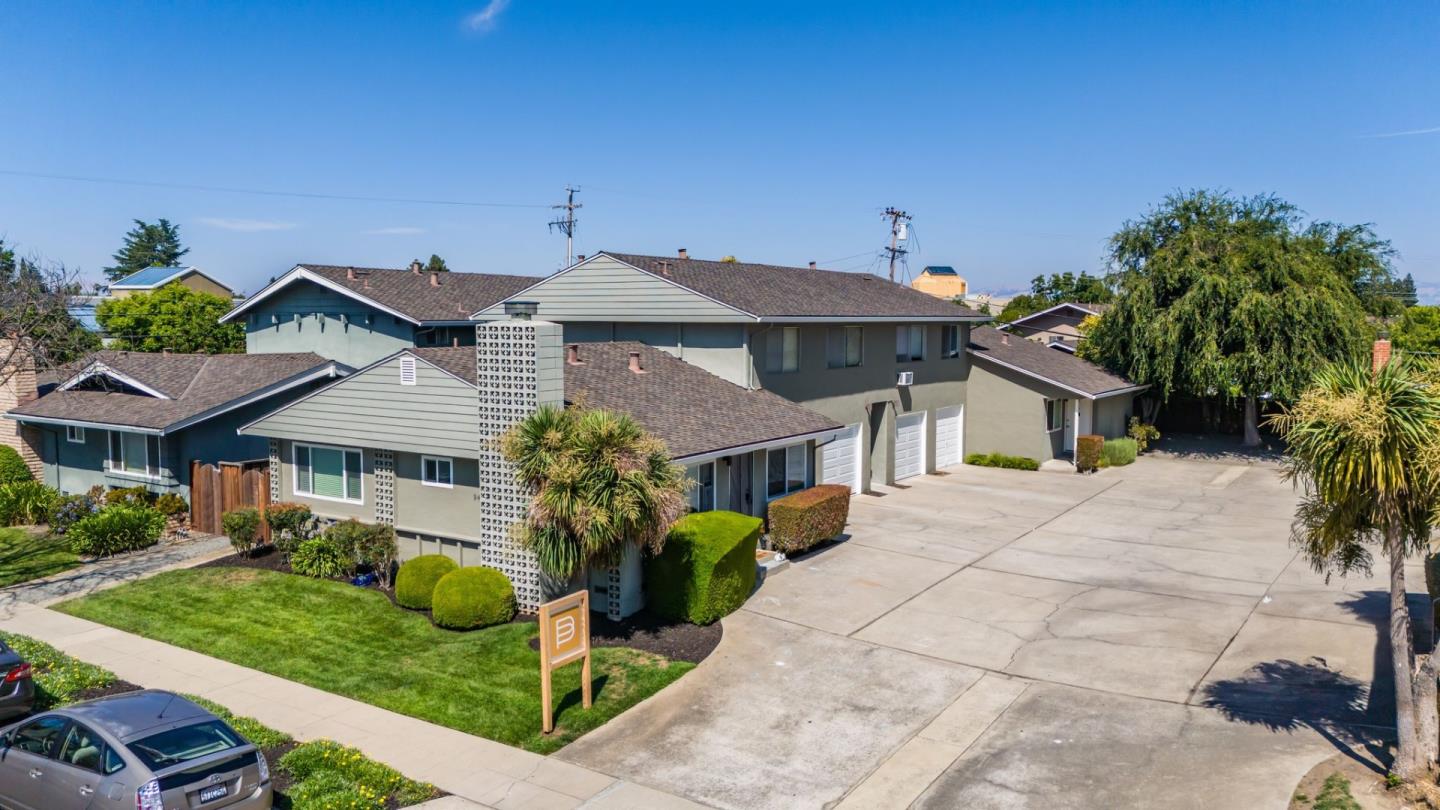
[105,219,190,282]
[425,254,449,273]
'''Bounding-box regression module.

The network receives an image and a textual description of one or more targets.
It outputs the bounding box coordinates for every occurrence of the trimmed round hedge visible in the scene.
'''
[430,567,516,630]
[394,555,459,610]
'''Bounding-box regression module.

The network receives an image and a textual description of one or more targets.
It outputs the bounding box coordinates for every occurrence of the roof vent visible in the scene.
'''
[429,272,440,287]
[410,260,423,274]
[362,275,371,289]
[677,248,688,259]
[656,261,672,277]
[399,356,417,385]
[809,261,817,269]
[1000,332,1009,345]
[576,254,586,261]
[628,351,647,374]
[566,344,585,365]
[346,267,357,280]
[503,300,539,320]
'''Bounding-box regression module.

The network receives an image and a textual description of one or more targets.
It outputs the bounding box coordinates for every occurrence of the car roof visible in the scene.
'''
[60,690,213,740]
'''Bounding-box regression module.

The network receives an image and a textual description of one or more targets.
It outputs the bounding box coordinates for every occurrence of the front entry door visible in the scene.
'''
[1062,399,1074,452]
[729,453,753,515]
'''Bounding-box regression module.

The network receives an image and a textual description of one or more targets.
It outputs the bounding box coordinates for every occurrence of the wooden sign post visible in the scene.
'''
[537,589,592,734]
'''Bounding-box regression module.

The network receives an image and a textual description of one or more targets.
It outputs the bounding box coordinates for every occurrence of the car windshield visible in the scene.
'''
[126,720,242,770]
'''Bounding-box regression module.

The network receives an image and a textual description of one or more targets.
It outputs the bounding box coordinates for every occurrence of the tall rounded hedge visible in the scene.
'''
[647,510,761,625]
[394,555,459,610]
[431,567,516,630]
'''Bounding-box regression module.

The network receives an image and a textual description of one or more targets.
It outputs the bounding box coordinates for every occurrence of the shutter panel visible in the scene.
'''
[346,451,362,501]
[296,445,312,493]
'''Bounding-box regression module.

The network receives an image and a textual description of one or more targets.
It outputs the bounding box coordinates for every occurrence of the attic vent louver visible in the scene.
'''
[399,356,417,386]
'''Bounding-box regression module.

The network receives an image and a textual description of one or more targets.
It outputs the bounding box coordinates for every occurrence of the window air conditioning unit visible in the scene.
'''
[896,371,914,387]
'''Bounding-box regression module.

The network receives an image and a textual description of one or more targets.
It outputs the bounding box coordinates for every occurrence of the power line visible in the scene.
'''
[0,168,553,209]
[547,186,582,267]
[882,207,913,283]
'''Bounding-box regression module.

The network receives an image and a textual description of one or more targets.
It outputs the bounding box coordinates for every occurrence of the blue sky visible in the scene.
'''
[1,1,1436,296]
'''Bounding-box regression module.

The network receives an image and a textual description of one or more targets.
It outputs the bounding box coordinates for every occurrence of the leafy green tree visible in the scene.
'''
[1394,306,1440,353]
[1268,354,1440,779]
[96,284,242,354]
[105,219,189,282]
[996,293,1045,323]
[425,254,449,273]
[996,272,1112,324]
[499,403,689,582]
[1084,190,1380,445]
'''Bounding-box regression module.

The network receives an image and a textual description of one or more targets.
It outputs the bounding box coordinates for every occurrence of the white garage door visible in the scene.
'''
[894,411,926,481]
[820,423,862,493]
[935,405,963,468]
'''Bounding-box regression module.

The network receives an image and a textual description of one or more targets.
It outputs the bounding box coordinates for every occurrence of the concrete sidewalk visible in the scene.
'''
[1,602,708,810]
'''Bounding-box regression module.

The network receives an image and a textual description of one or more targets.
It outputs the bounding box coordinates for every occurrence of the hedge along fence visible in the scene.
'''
[647,510,762,625]
[767,484,851,555]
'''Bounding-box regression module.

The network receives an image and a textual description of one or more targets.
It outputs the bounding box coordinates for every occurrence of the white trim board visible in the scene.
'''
[111,266,232,293]
[999,302,1104,330]
[220,266,423,325]
[58,362,172,399]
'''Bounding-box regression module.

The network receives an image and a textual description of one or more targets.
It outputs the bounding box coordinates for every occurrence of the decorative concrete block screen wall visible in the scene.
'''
[475,317,564,611]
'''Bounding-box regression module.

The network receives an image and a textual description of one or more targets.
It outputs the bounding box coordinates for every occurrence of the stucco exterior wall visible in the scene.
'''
[964,360,1074,464]
[1092,394,1135,438]
[243,281,415,367]
[273,438,375,521]
[560,322,750,387]
[392,452,482,543]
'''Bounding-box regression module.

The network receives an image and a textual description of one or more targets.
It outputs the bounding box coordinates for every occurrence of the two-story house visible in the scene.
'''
[470,251,991,493]
[219,261,539,367]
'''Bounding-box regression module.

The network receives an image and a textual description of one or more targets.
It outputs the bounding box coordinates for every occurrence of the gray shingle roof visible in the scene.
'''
[299,265,539,322]
[967,326,1142,399]
[9,351,338,431]
[600,252,985,319]
[409,343,840,459]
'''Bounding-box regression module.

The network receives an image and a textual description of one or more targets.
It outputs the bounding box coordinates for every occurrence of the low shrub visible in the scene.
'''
[1075,435,1103,473]
[0,631,117,710]
[105,485,153,507]
[264,502,313,556]
[50,493,99,535]
[1128,417,1160,453]
[767,484,851,555]
[333,521,398,587]
[1100,437,1138,467]
[291,537,352,579]
[431,566,516,630]
[965,452,1041,471]
[278,740,436,808]
[395,555,459,609]
[0,481,59,526]
[153,493,188,517]
[0,446,32,484]
[67,504,165,557]
[647,510,762,625]
[222,507,263,556]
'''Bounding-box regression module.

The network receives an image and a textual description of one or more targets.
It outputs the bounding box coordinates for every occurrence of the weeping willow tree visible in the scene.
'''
[499,403,689,581]
[1083,190,1388,445]
[1269,352,1440,780]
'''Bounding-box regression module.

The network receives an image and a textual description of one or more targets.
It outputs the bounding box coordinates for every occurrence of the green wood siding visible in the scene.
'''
[243,280,416,368]
[242,354,480,458]
[473,256,750,323]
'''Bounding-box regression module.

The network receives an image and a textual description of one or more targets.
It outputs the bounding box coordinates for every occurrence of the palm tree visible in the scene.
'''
[1269,348,1440,780]
[499,403,690,582]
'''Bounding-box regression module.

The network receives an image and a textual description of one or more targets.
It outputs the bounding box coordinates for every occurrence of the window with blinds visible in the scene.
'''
[294,443,363,503]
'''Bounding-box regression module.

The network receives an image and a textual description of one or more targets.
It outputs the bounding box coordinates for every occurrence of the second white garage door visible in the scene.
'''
[894,411,926,481]
[820,423,862,493]
[935,405,963,468]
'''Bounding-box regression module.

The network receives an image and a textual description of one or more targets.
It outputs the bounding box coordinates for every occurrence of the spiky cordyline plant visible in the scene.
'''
[499,403,689,581]
[1268,356,1440,780]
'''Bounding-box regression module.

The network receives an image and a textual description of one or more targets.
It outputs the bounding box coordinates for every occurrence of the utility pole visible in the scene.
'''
[882,207,912,283]
[548,185,582,267]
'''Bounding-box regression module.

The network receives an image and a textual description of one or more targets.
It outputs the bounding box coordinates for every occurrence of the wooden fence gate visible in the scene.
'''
[190,460,271,539]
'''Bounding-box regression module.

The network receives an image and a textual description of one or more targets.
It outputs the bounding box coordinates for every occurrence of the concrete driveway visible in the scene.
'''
[561,455,1423,809]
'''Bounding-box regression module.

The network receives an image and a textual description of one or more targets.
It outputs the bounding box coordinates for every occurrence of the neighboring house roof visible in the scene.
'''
[7,351,344,433]
[408,343,841,460]
[920,266,959,276]
[1002,301,1110,329]
[110,265,232,293]
[486,251,989,322]
[968,326,1145,400]
[221,264,540,325]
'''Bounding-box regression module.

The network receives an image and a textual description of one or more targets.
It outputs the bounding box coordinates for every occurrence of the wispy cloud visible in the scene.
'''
[198,217,297,232]
[1364,125,1440,139]
[463,0,510,33]
[365,226,426,236]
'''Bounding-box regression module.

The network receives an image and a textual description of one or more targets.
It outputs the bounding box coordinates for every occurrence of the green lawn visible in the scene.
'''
[0,527,79,588]
[56,568,694,753]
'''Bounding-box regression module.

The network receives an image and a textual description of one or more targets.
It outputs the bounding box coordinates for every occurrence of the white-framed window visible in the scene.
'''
[686,461,716,512]
[66,425,85,444]
[421,455,453,488]
[399,356,417,385]
[293,443,364,503]
[941,325,961,359]
[106,431,161,479]
[1045,399,1065,433]
[765,327,800,373]
[896,325,925,362]
[827,326,864,368]
[766,443,809,500]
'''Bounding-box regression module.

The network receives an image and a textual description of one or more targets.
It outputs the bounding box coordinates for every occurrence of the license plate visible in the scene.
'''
[199,783,229,803]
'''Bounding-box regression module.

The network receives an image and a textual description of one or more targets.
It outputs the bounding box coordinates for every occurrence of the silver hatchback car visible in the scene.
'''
[0,690,272,810]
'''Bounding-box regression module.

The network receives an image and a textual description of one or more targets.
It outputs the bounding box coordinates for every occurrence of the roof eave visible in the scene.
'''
[220,266,423,326]
[671,425,845,465]
[967,350,1141,401]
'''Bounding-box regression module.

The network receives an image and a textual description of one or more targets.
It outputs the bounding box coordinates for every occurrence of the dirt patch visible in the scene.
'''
[73,679,144,702]
[1289,750,1431,809]
[525,610,722,664]
[197,546,293,574]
